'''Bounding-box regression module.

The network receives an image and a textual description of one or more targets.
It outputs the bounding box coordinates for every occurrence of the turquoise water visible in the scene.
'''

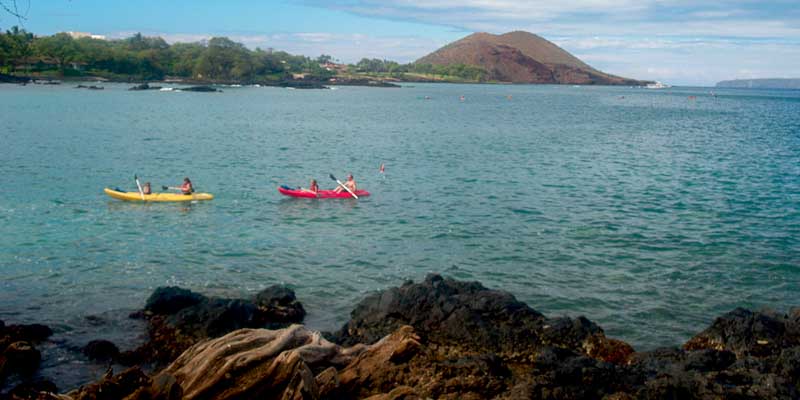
[1,83,799,386]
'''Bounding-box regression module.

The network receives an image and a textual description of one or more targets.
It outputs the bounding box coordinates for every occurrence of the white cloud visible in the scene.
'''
[574,40,800,85]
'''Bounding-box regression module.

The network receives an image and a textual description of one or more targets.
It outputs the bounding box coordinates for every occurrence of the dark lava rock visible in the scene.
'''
[0,341,41,378]
[2,323,53,343]
[331,273,616,362]
[279,80,328,89]
[7,379,59,399]
[332,274,545,350]
[83,340,120,362]
[129,83,162,91]
[68,367,151,400]
[254,285,306,325]
[144,287,204,315]
[0,322,51,387]
[0,73,31,84]
[130,286,305,365]
[180,85,219,92]
[524,346,620,400]
[330,78,401,88]
[684,307,800,357]
[684,348,737,372]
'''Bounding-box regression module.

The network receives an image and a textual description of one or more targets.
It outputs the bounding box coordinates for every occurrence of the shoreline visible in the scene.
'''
[2,274,798,399]
[1,71,660,89]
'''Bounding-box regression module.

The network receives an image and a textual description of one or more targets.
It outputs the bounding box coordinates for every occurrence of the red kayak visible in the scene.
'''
[278,186,370,198]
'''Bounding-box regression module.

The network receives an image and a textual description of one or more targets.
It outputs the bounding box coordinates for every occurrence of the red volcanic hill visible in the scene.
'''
[416,31,646,85]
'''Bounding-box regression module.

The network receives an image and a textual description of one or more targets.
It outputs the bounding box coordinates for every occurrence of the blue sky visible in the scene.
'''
[3,0,799,86]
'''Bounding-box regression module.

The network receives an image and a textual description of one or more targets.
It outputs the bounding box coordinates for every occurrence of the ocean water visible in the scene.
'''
[1,83,799,388]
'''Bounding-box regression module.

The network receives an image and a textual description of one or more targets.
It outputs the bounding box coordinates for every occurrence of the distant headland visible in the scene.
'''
[0,28,649,87]
[716,78,800,89]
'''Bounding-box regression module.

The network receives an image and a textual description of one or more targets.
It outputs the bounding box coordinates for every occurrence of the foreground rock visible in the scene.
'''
[118,285,306,366]
[0,320,53,388]
[10,276,800,399]
[331,274,632,364]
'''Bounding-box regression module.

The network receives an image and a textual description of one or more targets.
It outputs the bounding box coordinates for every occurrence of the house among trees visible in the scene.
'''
[66,31,107,40]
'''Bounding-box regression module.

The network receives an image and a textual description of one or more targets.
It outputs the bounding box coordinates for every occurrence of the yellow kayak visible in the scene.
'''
[104,188,214,202]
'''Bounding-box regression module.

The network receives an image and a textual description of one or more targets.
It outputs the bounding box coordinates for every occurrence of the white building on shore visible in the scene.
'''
[66,31,107,40]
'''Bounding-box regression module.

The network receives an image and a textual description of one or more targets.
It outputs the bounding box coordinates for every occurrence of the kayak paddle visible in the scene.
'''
[134,175,145,200]
[162,185,195,193]
[329,173,358,199]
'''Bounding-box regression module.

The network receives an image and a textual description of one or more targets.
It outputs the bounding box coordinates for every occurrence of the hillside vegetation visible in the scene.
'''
[0,28,333,82]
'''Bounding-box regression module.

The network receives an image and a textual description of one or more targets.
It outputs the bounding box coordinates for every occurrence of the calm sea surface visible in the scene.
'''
[1,83,799,388]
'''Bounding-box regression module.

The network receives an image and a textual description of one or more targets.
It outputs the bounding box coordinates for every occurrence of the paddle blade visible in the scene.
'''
[162,186,169,190]
[329,173,337,181]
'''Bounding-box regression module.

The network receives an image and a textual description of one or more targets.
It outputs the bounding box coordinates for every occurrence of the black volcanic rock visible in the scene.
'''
[331,274,630,365]
[179,85,219,92]
[0,321,52,385]
[144,286,204,315]
[0,73,31,84]
[254,285,307,325]
[83,340,120,362]
[1,323,52,343]
[684,307,800,357]
[128,83,162,91]
[6,277,800,399]
[67,367,151,400]
[0,341,41,378]
[7,379,59,399]
[127,286,306,365]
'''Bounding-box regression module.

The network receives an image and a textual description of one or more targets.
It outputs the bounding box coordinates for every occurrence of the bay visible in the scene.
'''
[1,83,799,388]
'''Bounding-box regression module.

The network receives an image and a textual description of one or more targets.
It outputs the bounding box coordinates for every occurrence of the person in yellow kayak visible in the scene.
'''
[180,177,194,195]
[164,177,194,195]
[333,174,357,194]
[142,182,152,195]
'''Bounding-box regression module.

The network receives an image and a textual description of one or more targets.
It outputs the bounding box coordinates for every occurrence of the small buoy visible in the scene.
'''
[459,95,465,101]
[379,163,385,173]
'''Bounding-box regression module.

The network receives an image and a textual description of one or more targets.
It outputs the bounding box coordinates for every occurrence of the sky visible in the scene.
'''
[2,0,799,86]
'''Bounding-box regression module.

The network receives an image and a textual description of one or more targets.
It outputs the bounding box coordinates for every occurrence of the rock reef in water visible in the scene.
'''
[128,83,162,91]
[4,274,800,399]
[179,85,220,92]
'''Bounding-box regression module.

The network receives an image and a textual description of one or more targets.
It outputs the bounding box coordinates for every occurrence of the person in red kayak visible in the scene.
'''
[301,179,319,194]
[333,174,357,194]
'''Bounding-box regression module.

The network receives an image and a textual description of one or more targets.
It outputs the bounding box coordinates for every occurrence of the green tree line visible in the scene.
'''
[352,58,488,82]
[0,28,334,82]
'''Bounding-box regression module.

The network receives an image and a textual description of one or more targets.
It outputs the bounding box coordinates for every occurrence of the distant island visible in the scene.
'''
[417,31,648,85]
[0,27,648,86]
[716,78,800,89]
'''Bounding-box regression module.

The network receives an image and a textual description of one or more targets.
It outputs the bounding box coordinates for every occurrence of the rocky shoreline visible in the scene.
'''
[0,73,401,89]
[1,274,798,399]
